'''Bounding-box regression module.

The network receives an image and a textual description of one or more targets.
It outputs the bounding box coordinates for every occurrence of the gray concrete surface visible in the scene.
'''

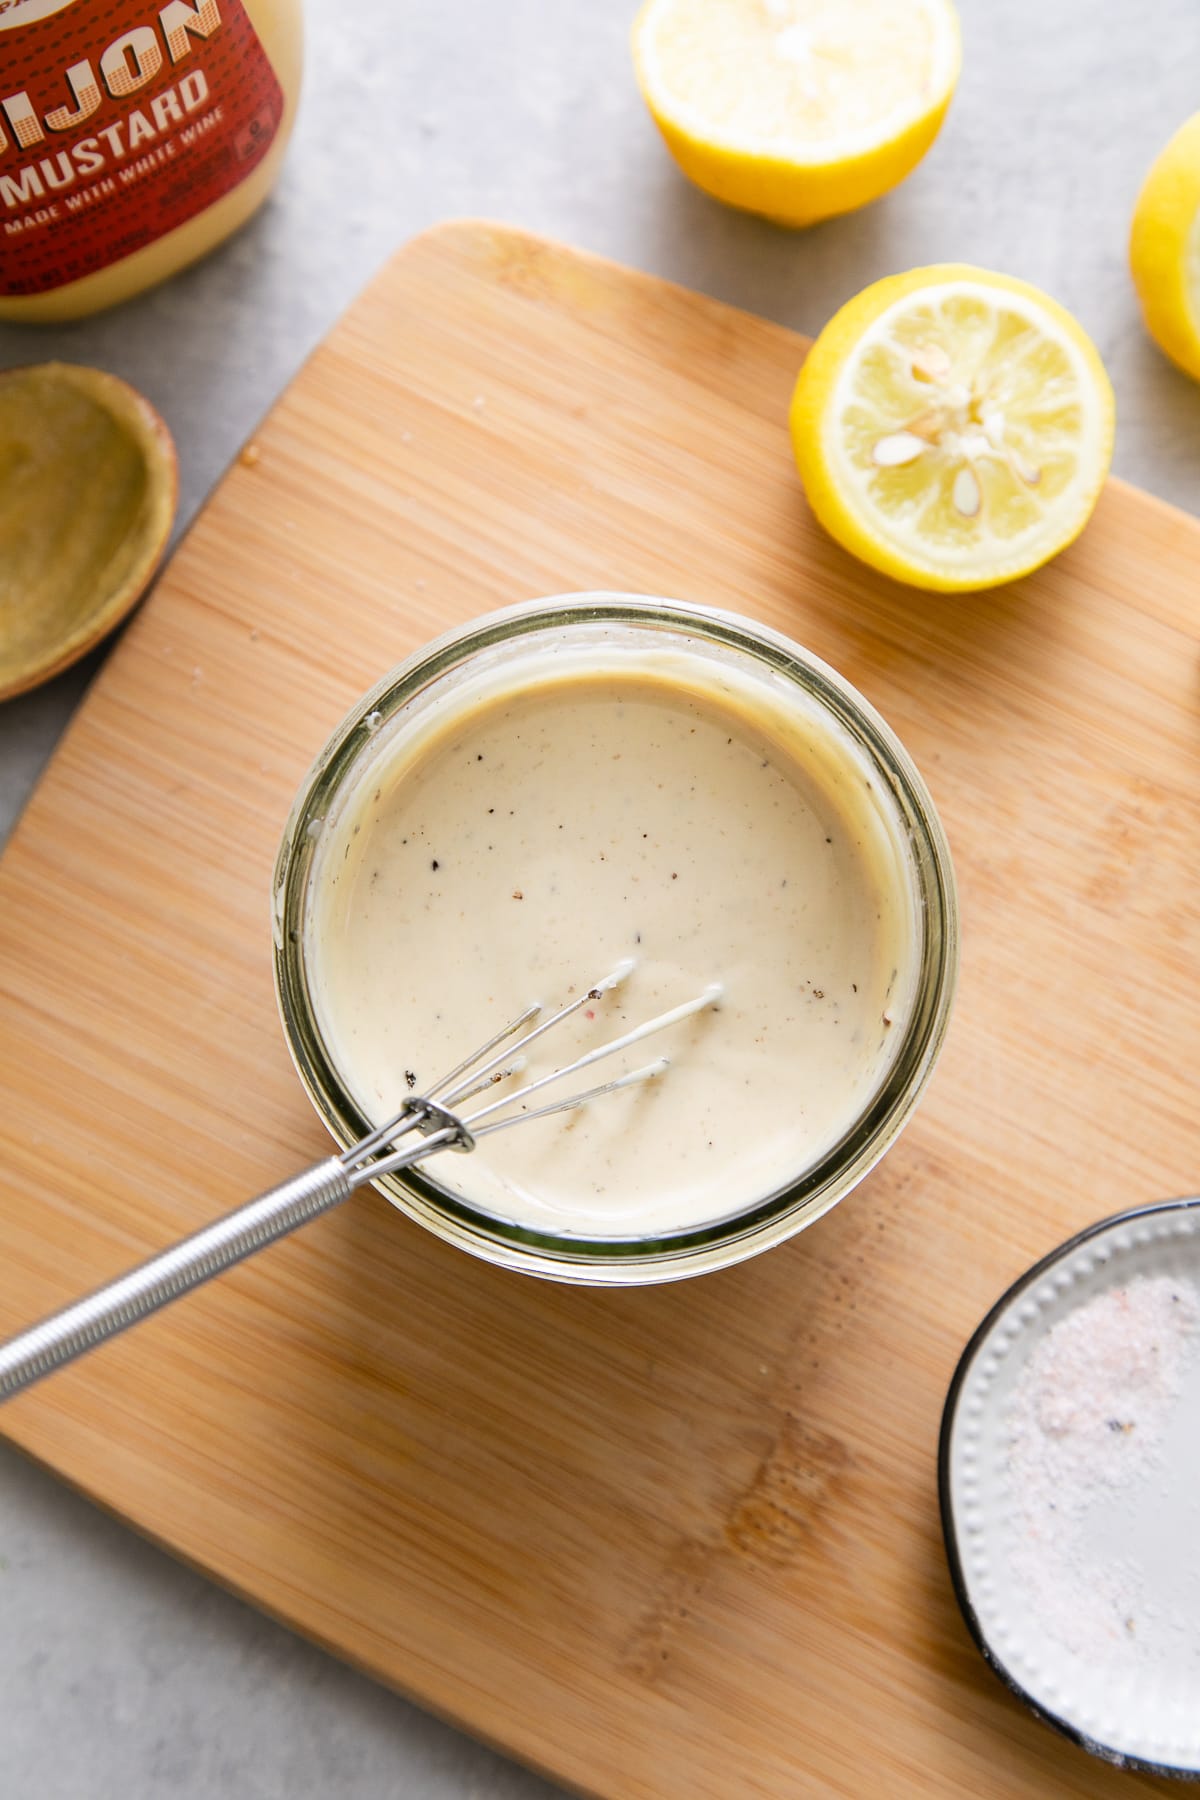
[2,1,1199,1794]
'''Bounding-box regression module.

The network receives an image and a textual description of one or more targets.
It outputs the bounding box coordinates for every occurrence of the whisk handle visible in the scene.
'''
[0,1158,352,1403]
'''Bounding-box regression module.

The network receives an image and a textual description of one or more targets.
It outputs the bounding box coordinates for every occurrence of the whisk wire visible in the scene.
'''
[463,982,723,1129]
[343,1004,540,1165]
[342,966,720,1184]
[470,1057,671,1138]
[439,956,636,1111]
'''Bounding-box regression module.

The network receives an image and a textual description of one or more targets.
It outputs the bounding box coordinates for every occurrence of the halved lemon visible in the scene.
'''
[631,0,961,228]
[789,266,1115,593]
[1130,112,1200,384]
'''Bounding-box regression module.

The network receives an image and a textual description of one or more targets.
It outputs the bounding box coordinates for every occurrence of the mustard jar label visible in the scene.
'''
[0,0,285,294]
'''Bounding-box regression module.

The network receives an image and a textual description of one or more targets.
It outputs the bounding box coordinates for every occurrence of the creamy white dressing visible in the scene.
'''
[305,642,919,1238]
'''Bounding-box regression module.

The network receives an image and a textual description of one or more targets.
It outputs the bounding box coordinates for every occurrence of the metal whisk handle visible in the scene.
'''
[0,969,721,1402]
[0,1158,351,1402]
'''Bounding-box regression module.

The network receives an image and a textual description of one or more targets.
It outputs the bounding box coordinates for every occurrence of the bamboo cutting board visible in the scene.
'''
[0,222,1195,1799]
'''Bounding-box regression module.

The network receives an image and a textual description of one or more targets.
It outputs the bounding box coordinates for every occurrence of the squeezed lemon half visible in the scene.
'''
[789,266,1115,593]
[632,0,961,228]
[1130,112,1200,385]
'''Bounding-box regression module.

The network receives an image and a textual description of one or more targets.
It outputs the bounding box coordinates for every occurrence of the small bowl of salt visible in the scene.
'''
[940,1196,1200,1779]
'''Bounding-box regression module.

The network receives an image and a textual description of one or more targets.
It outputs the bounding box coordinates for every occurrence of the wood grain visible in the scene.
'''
[0,221,1194,1798]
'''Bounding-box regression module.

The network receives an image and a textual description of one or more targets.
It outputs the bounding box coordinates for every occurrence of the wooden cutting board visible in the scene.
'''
[0,222,1194,1799]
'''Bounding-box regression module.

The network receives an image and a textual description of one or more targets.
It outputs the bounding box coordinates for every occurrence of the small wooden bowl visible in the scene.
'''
[0,361,177,702]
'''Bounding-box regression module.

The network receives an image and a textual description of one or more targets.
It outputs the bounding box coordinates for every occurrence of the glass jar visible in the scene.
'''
[273,594,959,1285]
[0,0,302,321]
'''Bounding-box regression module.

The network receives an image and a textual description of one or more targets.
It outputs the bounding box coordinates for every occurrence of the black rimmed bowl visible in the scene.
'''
[941,1197,1200,1779]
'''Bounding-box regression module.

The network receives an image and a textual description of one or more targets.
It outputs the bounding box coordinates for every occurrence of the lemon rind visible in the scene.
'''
[1130,112,1200,385]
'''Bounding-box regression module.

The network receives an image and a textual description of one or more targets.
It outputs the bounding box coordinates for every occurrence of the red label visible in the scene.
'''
[0,0,284,294]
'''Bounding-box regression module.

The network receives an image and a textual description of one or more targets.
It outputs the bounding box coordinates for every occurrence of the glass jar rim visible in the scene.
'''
[273,592,959,1285]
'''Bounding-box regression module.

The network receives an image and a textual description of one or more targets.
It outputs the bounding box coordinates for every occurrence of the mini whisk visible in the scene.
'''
[0,962,721,1402]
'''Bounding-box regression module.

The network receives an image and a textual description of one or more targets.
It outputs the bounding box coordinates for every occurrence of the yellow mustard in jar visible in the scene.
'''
[0,0,302,321]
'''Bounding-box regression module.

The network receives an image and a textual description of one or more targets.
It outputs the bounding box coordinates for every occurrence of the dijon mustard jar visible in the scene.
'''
[0,0,302,321]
